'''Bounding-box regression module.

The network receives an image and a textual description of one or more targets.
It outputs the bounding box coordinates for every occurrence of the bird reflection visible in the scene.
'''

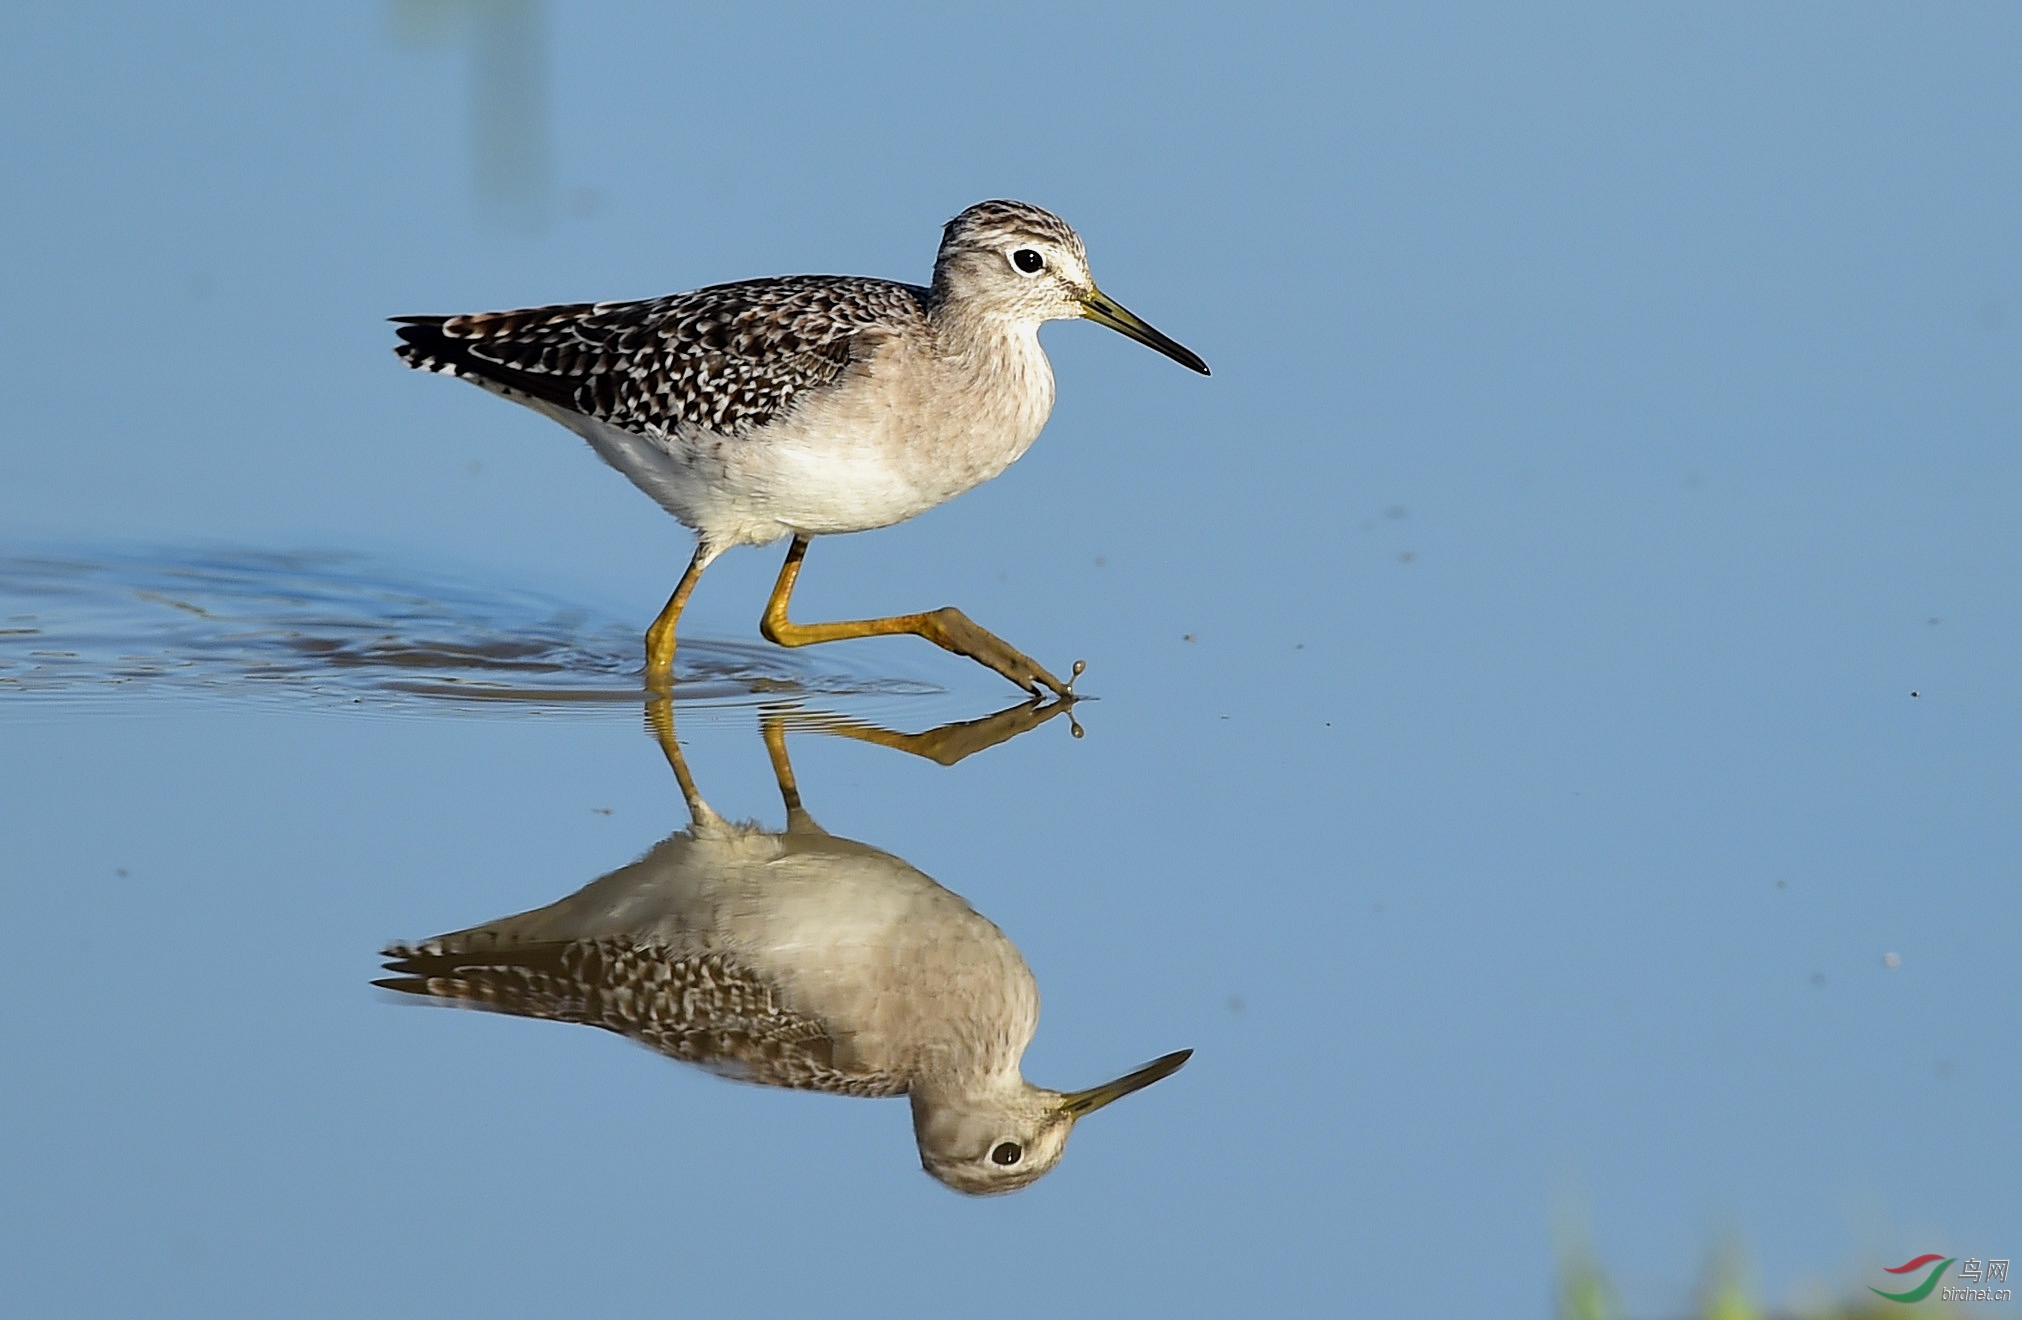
[378,698,1189,1194]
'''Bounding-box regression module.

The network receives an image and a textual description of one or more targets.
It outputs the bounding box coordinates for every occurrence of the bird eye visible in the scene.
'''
[990,1141,1023,1166]
[1011,248,1045,275]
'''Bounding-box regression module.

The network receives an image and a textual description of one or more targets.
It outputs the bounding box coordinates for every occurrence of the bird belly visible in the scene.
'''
[729,411,955,538]
[726,353,1053,539]
[546,408,799,549]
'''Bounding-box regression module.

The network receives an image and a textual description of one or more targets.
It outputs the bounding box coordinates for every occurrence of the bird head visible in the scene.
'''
[911,1048,1192,1195]
[931,200,1209,374]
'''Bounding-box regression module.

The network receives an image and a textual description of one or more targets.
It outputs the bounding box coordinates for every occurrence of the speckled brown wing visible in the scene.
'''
[378,937,906,1097]
[392,276,931,439]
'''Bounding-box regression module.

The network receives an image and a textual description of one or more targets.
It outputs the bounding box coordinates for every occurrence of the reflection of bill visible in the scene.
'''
[390,0,551,230]
[378,700,1190,1195]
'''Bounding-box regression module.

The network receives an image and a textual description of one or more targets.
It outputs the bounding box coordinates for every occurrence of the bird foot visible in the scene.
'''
[914,606,1081,699]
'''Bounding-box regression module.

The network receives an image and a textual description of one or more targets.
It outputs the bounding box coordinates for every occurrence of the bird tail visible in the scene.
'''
[388,305,601,416]
[376,935,603,1027]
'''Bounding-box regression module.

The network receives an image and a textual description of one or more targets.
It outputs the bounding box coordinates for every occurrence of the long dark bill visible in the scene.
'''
[1058,1048,1194,1117]
[1081,289,1211,375]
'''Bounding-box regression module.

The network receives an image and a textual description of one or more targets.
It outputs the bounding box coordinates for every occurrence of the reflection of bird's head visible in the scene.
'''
[911,1050,1192,1195]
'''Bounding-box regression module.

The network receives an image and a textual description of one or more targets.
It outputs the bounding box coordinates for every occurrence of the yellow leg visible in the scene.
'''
[643,545,710,692]
[758,536,1082,697]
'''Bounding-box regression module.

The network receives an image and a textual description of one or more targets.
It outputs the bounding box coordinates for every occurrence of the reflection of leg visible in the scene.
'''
[644,697,712,823]
[758,713,822,835]
[795,697,1079,767]
[643,544,712,692]
[758,535,1081,698]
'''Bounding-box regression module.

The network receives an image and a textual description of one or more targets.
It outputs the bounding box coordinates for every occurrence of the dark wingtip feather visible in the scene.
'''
[391,319,445,349]
[391,318,471,376]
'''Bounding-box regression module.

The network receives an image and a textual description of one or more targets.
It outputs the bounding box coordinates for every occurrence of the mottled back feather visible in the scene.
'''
[393,275,931,438]
[378,936,905,1097]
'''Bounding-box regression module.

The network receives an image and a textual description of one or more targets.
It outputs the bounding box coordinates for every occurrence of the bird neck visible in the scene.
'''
[922,299,1055,411]
[926,287,1024,350]
[909,1069,1044,1133]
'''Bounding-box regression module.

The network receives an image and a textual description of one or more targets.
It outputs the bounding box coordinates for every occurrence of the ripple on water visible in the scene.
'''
[0,546,946,718]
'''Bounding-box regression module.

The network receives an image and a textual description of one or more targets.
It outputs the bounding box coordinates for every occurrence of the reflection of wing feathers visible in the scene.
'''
[378,937,904,1097]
